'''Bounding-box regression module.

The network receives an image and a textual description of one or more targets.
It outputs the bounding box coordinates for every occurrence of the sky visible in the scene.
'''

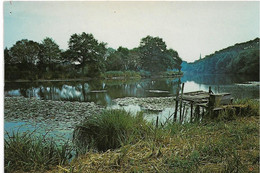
[3,1,260,62]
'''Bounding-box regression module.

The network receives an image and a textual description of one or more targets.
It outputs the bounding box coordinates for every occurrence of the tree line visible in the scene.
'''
[4,33,182,80]
[181,38,259,76]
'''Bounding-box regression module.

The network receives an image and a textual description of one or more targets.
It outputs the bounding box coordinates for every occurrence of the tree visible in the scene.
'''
[8,39,41,80]
[68,32,107,76]
[167,49,182,72]
[105,51,124,71]
[105,47,142,71]
[9,39,41,66]
[117,47,130,70]
[139,36,175,73]
[39,37,61,71]
[4,48,12,65]
[127,48,142,71]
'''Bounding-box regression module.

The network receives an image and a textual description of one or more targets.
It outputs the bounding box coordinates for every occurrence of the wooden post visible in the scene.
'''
[195,105,200,121]
[179,83,185,122]
[190,102,193,122]
[182,103,186,122]
[209,86,212,94]
[156,116,159,129]
[174,86,180,122]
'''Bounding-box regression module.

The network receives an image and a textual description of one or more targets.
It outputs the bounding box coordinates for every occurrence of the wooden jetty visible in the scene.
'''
[174,84,234,122]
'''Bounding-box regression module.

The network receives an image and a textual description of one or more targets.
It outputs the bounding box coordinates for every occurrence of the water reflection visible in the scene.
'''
[5,74,259,106]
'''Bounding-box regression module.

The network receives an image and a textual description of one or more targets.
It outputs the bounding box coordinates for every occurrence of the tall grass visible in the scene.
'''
[234,98,259,116]
[4,131,72,172]
[73,109,152,153]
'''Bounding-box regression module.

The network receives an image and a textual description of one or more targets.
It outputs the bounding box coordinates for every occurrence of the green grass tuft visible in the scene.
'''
[73,109,151,153]
[4,131,72,172]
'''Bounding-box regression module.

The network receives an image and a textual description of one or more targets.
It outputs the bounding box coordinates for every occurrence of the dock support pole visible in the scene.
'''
[174,85,180,122]
[190,102,193,122]
[179,83,185,122]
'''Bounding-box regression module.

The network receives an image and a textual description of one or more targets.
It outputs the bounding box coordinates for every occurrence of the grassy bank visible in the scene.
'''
[4,132,72,173]
[103,71,143,79]
[103,70,183,79]
[51,116,259,173]
[5,100,259,172]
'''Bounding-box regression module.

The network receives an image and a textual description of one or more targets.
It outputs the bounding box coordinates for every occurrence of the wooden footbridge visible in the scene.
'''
[172,84,234,122]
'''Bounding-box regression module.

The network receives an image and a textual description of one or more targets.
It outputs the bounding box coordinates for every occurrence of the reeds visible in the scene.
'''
[4,131,72,172]
[5,99,259,172]
[73,109,151,153]
[53,115,259,173]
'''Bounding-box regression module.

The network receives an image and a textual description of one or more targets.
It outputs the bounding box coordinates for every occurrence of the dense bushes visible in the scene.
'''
[182,38,259,76]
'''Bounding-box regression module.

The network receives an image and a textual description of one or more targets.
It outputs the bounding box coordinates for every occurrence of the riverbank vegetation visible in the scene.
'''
[4,131,72,173]
[182,38,259,76]
[4,34,182,81]
[5,99,259,172]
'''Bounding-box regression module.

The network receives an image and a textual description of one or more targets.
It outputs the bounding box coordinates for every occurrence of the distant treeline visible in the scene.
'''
[4,33,182,80]
[182,38,259,76]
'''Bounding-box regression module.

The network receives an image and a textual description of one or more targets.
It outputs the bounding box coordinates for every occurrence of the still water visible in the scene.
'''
[5,74,259,105]
[4,74,259,140]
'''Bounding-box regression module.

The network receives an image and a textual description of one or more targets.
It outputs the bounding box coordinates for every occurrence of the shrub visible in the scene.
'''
[4,131,72,172]
[73,109,151,153]
[104,71,124,78]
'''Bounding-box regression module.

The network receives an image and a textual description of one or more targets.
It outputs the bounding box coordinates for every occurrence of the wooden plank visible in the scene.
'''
[196,103,208,108]
[183,90,205,95]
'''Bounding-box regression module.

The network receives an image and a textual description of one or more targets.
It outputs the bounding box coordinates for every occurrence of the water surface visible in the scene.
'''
[5,74,259,106]
[5,74,259,139]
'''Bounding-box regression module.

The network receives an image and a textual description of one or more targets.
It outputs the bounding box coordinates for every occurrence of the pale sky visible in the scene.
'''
[3,1,259,62]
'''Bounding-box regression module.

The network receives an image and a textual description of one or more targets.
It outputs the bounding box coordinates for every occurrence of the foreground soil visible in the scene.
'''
[49,116,259,173]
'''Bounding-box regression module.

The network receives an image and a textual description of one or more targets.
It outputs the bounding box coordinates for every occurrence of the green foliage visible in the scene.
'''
[182,38,259,76]
[9,39,41,64]
[73,109,151,153]
[139,35,182,73]
[105,47,142,71]
[39,37,62,71]
[68,32,107,76]
[4,131,72,172]
[5,34,182,80]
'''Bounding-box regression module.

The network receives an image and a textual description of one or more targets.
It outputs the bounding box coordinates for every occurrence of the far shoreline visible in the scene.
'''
[4,74,183,83]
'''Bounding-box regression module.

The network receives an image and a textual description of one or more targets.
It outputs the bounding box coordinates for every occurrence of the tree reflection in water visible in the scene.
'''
[4,74,259,106]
